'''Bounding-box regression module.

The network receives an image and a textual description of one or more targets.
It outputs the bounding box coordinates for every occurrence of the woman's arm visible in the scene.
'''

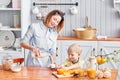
[21,42,40,57]
[20,42,34,51]
[51,53,56,64]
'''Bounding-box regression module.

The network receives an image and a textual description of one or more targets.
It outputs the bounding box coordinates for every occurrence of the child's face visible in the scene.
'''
[68,52,80,62]
[48,15,62,28]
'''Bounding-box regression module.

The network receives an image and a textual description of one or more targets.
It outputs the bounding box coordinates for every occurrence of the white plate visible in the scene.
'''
[0,31,15,47]
[0,0,11,7]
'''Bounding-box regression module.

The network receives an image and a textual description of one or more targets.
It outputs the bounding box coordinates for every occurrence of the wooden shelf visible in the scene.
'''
[0,8,21,11]
[0,49,21,54]
[0,28,21,31]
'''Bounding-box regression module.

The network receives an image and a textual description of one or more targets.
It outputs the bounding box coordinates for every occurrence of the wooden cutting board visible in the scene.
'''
[52,72,73,78]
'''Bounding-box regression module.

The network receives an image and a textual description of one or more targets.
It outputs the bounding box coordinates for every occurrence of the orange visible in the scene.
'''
[96,57,102,65]
[101,57,107,64]
[63,71,71,76]
[68,69,75,74]
[96,56,107,65]
[78,69,84,77]
[57,69,67,75]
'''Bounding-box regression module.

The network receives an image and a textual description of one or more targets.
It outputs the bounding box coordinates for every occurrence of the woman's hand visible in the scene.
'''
[32,47,41,58]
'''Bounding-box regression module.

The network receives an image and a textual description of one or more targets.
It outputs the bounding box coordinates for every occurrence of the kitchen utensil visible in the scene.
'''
[0,31,15,47]
[87,56,98,70]
[52,72,73,78]
[32,7,39,14]
[0,0,11,8]
[10,58,24,72]
[73,16,96,39]
[70,6,78,15]
[73,27,96,39]
[13,58,24,64]
[10,63,22,72]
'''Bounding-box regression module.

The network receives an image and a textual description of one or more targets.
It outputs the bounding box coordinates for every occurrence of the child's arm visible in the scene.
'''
[62,60,84,70]
[62,64,80,70]
[55,64,64,69]
[55,59,68,69]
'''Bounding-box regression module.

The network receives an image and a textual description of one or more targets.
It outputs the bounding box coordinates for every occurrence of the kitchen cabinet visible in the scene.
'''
[98,41,120,80]
[0,1,23,65]
[57,40,120,80]
[113,0,120,9]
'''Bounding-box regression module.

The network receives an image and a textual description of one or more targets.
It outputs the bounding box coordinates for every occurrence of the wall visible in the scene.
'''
[21,0,31,38]
[0,0,119,37]
[27,0,120,37]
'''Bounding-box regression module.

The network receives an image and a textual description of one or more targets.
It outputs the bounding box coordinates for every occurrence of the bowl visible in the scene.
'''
[10,63,21,72]
[73,28,96,39]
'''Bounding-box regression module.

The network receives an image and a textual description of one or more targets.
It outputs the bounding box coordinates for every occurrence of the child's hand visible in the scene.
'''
[61,66,69,70]
[50,64,56,69]
[55,64,62,69]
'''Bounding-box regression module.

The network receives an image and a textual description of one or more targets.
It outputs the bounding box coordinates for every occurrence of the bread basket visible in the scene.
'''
[73,16,96,39]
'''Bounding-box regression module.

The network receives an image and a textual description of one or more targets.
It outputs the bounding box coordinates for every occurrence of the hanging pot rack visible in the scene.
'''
[33,2,78,6]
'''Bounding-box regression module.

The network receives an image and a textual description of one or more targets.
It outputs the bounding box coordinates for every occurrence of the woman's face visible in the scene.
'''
[48,15,62,28]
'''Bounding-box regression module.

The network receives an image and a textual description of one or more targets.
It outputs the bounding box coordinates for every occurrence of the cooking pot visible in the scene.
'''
[73,27,96,39]
[73,16,96,39]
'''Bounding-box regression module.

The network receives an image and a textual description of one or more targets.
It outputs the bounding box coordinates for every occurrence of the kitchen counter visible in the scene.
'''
[58,36,120,41]
[0,66,118,80]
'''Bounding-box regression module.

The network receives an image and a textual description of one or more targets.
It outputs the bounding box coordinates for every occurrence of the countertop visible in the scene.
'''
[58,36,120,41]
[0,66,118,80]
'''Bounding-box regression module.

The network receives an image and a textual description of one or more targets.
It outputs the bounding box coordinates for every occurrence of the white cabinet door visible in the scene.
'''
[98,41,120,80]
[56,40,97,64]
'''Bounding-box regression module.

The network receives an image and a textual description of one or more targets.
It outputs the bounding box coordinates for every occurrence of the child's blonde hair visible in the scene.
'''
[68,43,82,54]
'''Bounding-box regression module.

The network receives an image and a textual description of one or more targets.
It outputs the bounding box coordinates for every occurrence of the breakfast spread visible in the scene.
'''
[97,68,111,79]
[52,68,112,79]
[52,56,111,79]
[52,68,85,78]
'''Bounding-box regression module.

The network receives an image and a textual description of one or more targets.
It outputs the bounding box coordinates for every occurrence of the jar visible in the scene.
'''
[87,56,98,79]
[2,55,13,70]
[87,56,98,70]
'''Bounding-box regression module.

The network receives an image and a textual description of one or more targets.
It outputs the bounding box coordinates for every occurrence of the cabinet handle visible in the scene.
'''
[56,47,58,56]
[91,48,95,56]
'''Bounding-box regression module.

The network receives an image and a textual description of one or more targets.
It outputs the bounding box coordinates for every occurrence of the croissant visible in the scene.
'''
[103,71,111,78]
[97,70,104,79]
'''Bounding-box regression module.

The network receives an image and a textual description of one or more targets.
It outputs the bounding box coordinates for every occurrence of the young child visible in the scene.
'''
[56,43,84,70]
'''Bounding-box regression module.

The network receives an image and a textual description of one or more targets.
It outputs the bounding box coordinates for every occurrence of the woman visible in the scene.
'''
[21,10,65,66]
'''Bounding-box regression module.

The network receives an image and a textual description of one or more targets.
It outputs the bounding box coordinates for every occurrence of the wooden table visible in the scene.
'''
[0,66,118,80]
